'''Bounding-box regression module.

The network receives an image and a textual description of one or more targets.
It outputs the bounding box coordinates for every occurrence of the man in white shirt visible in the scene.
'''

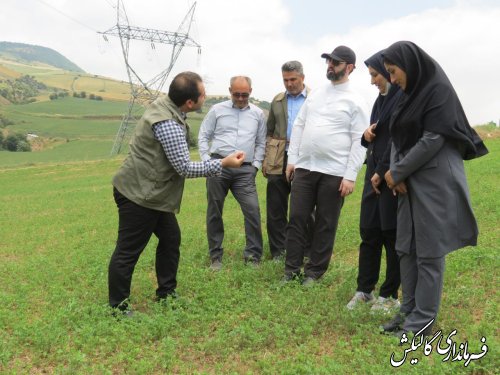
[284,45,370,285]
[198,76,266,270]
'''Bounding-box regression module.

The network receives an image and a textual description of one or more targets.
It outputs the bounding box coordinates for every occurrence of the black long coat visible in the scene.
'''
[360,84,402,231]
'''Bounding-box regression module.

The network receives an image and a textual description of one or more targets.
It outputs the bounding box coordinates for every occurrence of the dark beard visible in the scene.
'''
[326,66,347,81]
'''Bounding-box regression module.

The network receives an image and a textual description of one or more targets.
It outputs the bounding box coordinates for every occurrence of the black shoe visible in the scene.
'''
[272,249,286,261]
[392,329,409,341]
[209,257,222,271]
[392,327,432,342]
[382,312,408,332]
[111,300,133,318]
[244,256,260,267]
[301,276,317,287]
[281,272,301,285]
[155,290,178,303]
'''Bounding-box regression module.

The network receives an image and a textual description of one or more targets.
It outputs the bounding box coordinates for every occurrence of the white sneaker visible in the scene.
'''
[346,291,375,310]
[370,296,401,313]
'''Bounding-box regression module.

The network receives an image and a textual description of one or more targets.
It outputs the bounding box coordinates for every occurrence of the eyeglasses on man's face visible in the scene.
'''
[325,58,346,67]
[232,92,250,98]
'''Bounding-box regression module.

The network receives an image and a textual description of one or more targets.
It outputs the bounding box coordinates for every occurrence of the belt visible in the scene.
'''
[211,153,252,166]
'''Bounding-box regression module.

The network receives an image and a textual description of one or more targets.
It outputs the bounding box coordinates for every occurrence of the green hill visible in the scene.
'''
[0,41,84,73]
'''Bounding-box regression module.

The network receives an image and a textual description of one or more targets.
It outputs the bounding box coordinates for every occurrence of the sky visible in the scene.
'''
[1,0,499,125]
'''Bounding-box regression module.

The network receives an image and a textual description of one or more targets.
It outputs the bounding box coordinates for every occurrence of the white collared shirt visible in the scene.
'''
[287,81,370,181]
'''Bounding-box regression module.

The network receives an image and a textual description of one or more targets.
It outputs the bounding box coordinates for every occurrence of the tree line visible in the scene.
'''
[0,75,46,104]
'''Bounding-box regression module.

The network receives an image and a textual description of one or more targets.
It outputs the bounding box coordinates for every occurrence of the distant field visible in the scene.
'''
[6,96,129,117]
[0,96,207,167]
[0,62,21,79]
[0,58,131,101]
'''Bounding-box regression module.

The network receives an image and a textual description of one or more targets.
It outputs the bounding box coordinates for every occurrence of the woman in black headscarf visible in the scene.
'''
[346,50,403,312]
[380,41,488,337]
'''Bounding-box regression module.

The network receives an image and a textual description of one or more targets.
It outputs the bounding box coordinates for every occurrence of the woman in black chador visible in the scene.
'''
[381,41,488,336]
[347,50,402,312]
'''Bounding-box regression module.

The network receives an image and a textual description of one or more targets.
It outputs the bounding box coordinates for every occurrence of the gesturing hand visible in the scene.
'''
[221,151,246,168]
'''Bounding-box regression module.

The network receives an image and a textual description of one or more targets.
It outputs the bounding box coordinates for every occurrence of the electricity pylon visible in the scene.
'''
[99,0,201,155]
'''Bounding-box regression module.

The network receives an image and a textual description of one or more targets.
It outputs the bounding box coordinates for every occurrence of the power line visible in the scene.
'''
[34,0,97,32]
[104,0,117,9]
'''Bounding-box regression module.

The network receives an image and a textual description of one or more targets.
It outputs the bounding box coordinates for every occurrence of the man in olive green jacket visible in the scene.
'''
[109,72,244,315]
[262,61,312,260]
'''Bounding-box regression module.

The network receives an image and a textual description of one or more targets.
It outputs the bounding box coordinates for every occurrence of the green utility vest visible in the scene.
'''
[113,95,188,213]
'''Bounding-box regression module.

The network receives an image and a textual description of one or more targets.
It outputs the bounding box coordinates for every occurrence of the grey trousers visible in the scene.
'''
[399,248,445,333]
[206,164,263,260]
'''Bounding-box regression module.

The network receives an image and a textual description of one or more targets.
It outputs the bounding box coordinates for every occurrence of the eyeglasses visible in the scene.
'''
[232,92,250,98]
[326,58,346,67]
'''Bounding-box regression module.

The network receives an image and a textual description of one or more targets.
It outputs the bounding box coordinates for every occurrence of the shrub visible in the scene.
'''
[0,114,14,127]
[16,140,31,152]
[2,133,31,152]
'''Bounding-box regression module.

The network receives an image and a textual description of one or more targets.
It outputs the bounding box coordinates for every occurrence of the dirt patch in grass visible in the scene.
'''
[29,137,68,151]
[475,125,500,139]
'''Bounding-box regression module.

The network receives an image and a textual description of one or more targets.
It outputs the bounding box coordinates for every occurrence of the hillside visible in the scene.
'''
[0,41,84,73]
[0,58,131,103]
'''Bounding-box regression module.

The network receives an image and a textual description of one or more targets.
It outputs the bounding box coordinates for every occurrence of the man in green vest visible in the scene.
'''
[109,71,245,315]
[262,61,314,261]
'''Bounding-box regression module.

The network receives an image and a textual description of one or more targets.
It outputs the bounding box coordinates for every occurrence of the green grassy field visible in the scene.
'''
[0,130,498,373]
[0,96,208,167]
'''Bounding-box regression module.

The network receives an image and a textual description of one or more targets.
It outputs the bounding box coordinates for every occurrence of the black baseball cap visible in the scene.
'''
[321,45,356,65]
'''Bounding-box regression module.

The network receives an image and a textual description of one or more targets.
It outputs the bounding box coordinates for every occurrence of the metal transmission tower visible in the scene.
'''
[100,0,201,155]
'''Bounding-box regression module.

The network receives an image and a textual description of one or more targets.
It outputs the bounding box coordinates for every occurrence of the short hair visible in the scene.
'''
[230,76,252,88]
[281,61,304,75]
[168,71,203,107]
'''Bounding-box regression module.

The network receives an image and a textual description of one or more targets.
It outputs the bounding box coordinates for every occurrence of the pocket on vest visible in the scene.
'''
[264,138,286,174]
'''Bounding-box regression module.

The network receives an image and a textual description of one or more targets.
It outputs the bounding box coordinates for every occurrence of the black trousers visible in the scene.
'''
[266,172,315,258]
[266,172,290,257]
[108,188,181,307]
[356,227,400,298]
[285,169,343,279]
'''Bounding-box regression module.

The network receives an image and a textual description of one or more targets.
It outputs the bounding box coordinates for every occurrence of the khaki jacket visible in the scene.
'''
[263,88,310,175]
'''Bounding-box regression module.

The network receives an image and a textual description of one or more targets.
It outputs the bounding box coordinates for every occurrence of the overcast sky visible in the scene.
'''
[1,0,499,125]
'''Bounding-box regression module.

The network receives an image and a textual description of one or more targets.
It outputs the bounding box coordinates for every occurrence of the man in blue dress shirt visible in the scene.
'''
[262,61,313,261]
